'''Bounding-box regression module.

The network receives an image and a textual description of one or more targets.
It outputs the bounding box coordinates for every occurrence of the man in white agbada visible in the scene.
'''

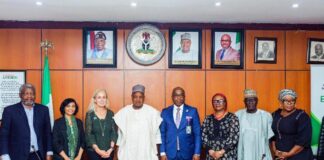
[114,84,162,160]
[235,89,274,160]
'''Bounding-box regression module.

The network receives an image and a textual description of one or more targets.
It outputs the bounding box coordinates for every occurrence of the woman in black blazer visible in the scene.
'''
[53,98,85,160]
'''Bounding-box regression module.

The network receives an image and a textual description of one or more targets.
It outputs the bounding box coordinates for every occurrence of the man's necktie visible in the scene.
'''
[176,107,181,128]
[220,49,225,60]
[176,107,181,150]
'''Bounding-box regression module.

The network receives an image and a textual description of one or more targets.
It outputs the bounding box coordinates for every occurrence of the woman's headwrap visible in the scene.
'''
[278,89,297,101]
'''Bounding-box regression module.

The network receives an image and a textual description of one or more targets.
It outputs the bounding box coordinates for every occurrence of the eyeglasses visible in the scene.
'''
[282,99,296,105]
[213,99,226,104]
[22,92,35,96]
[245,99,256,103]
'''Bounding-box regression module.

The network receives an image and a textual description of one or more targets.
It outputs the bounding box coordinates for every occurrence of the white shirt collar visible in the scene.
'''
[173,104,184,111]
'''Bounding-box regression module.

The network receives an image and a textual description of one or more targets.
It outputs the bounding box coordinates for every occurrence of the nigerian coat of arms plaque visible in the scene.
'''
[126,24,166,65]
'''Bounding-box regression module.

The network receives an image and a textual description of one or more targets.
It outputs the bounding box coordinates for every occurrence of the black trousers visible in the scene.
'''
[86,149,114,160]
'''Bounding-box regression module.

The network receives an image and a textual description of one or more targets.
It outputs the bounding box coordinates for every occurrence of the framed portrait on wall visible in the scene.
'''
[254,37,277,63]
[307,38,324,64]
[211,29,244,69]
[83,28,117,68]
[168,29,202,68]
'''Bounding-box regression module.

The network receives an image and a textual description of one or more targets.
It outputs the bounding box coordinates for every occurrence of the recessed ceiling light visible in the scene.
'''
[215,2,221,6]
[292,3,299,8]
[36,1,42,6]
[131,2,137,7]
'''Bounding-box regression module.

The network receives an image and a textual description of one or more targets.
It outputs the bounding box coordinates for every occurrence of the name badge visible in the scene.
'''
[186,126,192,134]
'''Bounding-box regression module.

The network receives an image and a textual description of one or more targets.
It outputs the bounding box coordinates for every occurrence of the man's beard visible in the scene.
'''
[23,100,34,106]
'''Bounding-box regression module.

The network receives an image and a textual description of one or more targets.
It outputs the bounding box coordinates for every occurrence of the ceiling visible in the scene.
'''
[1,0,324,24]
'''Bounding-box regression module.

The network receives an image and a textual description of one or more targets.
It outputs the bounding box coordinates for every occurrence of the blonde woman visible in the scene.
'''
[85,89,117,160]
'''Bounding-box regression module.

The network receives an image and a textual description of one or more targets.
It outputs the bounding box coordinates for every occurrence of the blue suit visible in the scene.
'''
[160,104,201,160]
[0,102,52,160]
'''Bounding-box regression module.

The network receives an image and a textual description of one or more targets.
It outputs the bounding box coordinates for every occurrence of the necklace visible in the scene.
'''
[98,118,106,137]
[95,107,107,137]
[214,111,227,120]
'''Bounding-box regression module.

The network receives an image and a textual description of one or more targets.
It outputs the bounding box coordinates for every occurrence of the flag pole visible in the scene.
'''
[40,40,54,128]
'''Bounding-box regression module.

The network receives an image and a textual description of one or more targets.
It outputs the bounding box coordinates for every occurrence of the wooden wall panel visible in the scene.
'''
[164,30,206,69]
[286,31,324,70]
[164,30,170,69]
[124,71,165,111]
[165,71,205,122]
[83,71,124,115]
[286,71,310,114]
[123,30,167,70]
[205,71,245,115]
[205,30,212,69]
[42,29,82,69]
[245,30,285,70]
[26,70,41,103]
[0,28,314,132]
[286,31,308,70]
[246,71,285,113]
[306,31,324,39]
[201,30,206,69]
[0,29,41,69]
[51,71,83,119]
[116,29,124,69]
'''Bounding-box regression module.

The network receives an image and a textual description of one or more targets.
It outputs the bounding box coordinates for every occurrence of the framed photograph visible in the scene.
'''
[0,70,26,120]
[307,38,324,64]
[254,37,277,63]
[83,28,117,68]
[211,29,244,69]
[168,29,202,68]
[126,24,166,65]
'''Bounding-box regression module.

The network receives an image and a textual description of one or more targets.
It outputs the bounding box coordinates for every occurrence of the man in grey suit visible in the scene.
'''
[311,43,324,60]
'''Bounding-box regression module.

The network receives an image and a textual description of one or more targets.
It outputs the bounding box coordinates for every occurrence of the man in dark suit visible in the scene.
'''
[258,42,275,59]
[0,83,52,160]
[160,87,201,160]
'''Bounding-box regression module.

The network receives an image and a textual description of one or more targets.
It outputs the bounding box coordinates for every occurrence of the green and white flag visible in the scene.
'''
[311,65,324,154]
[42,54,54,128]
[235,32,241,52]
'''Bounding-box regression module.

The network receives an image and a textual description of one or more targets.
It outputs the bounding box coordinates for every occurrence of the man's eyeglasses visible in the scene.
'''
[282,99,296,105]
[213,99,226,104]
[245,99,256,103]
[22,93,35,96]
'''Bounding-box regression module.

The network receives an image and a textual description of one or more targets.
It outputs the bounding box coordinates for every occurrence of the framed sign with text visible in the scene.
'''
[0,70,26,120]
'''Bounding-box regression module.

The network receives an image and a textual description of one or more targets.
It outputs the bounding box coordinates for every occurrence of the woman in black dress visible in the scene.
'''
[201,93,239,160]
[53,98,85,160]
[271,89,313,160]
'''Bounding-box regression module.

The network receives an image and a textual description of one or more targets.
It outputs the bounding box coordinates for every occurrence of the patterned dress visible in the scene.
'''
[201,113,239,160]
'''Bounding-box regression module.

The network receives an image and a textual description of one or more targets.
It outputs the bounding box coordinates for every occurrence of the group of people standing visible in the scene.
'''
[0,83,316,160]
